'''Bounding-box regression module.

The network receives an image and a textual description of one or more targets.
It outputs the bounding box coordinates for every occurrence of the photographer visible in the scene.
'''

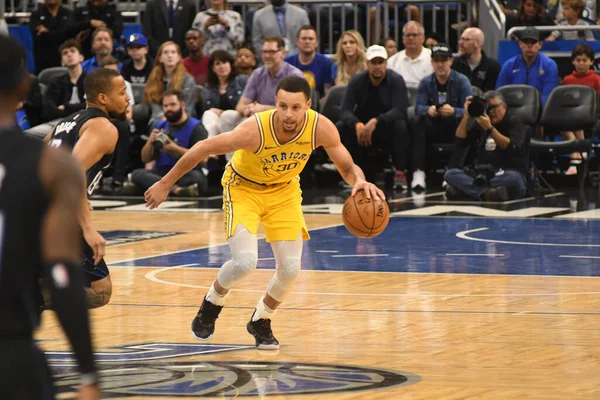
[444,91,528,202]
[130,89,208,196]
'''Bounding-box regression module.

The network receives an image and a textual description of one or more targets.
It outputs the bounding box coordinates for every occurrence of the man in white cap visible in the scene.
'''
[338,44,410,190]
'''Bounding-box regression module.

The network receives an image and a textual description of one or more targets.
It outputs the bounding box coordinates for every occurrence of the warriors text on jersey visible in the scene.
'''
[0,126,48,336]
[48,107,113,195]
[228,109,319,185]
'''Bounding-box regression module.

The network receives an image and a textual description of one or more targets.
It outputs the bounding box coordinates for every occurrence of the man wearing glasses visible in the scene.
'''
[220,36,304,133]
[496,26,558,105]
[387,21,433,90]
[452,28,501,93]
[444,91,529,202]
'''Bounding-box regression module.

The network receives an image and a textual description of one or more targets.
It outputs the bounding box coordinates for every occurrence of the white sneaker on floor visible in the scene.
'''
[411,170,426,190]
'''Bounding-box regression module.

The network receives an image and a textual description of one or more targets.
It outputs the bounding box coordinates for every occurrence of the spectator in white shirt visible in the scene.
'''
[387,21,433,89]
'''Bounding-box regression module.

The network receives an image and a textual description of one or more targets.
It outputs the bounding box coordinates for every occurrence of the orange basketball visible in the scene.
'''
[342,190,390,238]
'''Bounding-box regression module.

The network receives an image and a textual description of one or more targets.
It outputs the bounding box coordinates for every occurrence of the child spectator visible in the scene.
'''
[547,0,594,41]
[560,43,600,172]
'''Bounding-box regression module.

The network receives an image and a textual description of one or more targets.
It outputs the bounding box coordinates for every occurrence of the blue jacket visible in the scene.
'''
[416,70,472,118]
[495,53,559,105]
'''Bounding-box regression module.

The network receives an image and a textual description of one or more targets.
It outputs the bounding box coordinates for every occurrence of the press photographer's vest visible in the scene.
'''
[155,117,200,170]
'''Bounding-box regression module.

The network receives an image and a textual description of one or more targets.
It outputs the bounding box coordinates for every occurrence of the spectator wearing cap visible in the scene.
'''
[413,43,472,190]
[496,26,559,105]
[121,33,154,84]
[338,45,410,190]
[452,28,501,92]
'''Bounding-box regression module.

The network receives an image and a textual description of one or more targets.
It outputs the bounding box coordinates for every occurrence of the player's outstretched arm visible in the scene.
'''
[316,116,385,202]
[145,117,260,209]
[39,146,100,399]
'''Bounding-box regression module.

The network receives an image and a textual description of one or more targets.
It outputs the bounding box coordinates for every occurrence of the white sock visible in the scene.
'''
[252,296,275,321]
[205,282,227,306]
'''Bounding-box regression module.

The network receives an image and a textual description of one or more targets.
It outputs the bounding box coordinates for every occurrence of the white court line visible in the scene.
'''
[331,254,389,258]
[446,253,504,257]
[258,257,275,261]
[316,250,339,253]
[457,227,600,247]
[388,191,445,204]
[559,255,600,259]
[144,266,600,297]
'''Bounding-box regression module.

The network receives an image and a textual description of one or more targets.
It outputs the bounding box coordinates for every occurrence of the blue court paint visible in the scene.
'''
[110,217,600,277]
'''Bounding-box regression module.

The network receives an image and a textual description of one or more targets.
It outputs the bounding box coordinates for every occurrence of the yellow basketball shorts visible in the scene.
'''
[221,166,310,243]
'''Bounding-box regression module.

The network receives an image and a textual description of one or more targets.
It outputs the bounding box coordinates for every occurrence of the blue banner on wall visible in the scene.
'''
[9,23,142,74]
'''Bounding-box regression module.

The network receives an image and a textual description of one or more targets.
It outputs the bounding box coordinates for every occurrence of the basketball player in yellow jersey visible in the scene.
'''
[145,76,385,349]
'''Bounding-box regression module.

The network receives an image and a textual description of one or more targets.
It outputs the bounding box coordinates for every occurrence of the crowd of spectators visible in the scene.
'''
[8,0,600,200]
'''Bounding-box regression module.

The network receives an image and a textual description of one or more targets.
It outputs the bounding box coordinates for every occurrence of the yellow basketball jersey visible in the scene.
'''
[229,109,318,185]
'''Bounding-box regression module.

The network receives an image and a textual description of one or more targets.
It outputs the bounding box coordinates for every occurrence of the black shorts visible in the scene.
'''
[80,238,109,286]
[0,339,54,399]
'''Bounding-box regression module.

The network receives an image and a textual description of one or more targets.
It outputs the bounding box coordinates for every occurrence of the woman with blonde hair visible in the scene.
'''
[144,41,197,127]
[332,30,367,86]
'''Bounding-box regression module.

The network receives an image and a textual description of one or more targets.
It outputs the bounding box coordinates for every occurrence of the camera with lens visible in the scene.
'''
[468,96,487,117]
[472,163,497,187]
[152,131,169,153]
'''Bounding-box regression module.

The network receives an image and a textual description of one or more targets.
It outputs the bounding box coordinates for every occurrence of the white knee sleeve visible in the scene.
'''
[217,251,258,289]
[216,225,258,289]
[267,235,303,302]
[266,256,301,302]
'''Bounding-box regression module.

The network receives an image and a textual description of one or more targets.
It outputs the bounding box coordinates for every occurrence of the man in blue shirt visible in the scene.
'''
[284,25,333,98]
[81,27,122,74]
[495,26,559,105]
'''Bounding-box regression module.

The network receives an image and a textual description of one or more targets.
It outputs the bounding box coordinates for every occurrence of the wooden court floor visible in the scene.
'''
[37,211,600,399]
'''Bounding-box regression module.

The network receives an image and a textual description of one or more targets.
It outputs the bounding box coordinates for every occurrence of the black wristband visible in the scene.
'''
[486,127,494,136]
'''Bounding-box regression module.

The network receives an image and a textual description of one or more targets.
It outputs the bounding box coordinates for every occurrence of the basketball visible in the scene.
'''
[342,190,390,238]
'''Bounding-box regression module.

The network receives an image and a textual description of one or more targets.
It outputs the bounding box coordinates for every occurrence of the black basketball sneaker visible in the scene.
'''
[191,297,223,340]
[247,312,280,350]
